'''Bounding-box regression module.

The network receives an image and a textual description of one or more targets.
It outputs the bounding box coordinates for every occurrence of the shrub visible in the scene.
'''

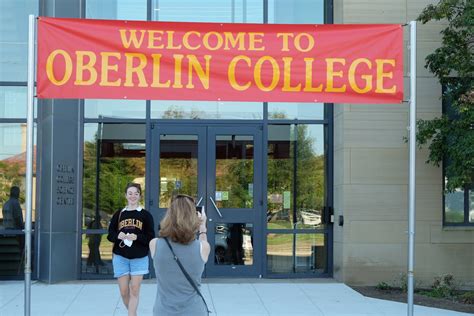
[394,273,408,293]
[428,274,458,298]
[376,282,392,291]
[460,291,474,304]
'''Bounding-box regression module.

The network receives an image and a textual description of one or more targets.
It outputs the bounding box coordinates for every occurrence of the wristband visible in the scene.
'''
[199,231,207,235]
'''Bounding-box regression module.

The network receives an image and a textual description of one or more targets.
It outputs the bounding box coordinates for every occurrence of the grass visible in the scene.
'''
[267,233,324,246]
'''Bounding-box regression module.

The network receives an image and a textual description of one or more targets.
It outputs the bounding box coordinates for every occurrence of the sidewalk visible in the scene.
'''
[0,279,471,316]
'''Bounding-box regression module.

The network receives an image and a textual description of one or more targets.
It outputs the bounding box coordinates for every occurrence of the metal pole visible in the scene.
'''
[407,20,417,316]
[25,14,36,316]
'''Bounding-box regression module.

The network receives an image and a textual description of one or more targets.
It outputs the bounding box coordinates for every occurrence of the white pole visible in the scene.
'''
[25,14,36,316]
[407,20,417,316]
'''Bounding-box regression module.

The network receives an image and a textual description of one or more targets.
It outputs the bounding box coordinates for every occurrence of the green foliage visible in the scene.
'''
[83,133,145,220]
[397,272,409,293]
[416,0,473,192]
[431,274,458,298]
[98,157,136,212]
[418,274,459,299]
[266,125,325,226]
[159,158,198,206]
[212,159,254,208]
[296,125,324,212]
[0,161,24,205]
[82,140,98,212]
[460,291,474,304]
[376,281,393,291]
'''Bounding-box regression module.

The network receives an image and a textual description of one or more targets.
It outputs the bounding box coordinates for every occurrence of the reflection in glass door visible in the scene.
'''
[150,125,262,277]
[151,126,206,224]
[266,124,328,275]
[206,127,262,277]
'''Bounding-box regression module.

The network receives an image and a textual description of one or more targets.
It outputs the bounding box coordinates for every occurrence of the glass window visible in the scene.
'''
[215,135,254,209]
[152,0,263,23]
[267,0,325,121]
[267,124,325,229]
[82,123,146,232]
[0,0,38,82]
[0,123,37,278]
[267,233,293,273]
[268,102,324,120]
[84,99,146,119]
[0,86,37,119]
[0,123,37,218]
[268,0,324,24]
[470,189,474,223]
[444,188,465,224]
[81,233,113,275]
[295,233,325,273]
[267,125,295,229]
[0,235,30,277]
[444,185,474,225]
[150,1,264,119]
[442,82,473,226]
[296,125,324,229]
[267,233,325,274]
[86,0,147,20]
[0,87,26,118]
[151,101,263,120]
[214,223,253,265]
[159,134,198,208]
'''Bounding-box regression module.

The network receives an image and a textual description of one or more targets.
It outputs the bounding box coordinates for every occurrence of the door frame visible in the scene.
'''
[205,125,263,277]
[149,124,207,225]
[148,123,264,277]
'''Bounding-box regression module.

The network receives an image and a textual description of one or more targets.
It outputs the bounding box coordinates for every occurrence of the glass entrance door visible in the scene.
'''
[205,126,262,276]
[150,125,262,277]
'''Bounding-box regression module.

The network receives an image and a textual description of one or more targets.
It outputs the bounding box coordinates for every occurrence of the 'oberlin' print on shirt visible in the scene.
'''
[118,218,143,230]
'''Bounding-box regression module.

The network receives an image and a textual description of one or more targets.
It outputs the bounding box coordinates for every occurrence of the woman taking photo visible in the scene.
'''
[149,194,210,315]
[107,183,155,316]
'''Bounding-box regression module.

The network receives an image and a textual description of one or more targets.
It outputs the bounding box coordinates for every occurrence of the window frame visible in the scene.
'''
[441,83,473,227]
[443,180,474,227]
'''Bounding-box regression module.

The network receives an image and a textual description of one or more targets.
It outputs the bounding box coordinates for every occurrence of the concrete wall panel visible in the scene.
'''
[334,0,473,289]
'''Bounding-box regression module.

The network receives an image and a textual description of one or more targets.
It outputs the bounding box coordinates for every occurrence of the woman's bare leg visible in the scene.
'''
[127,275,143,316]
[117,275,131,309]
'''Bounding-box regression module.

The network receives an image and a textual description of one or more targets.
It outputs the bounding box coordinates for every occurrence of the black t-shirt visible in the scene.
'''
[107,207,155,259]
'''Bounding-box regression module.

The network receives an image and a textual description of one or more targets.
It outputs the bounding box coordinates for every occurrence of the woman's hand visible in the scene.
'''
[127,233,137,241]
[198,206,207,230]
[118,232,126,240]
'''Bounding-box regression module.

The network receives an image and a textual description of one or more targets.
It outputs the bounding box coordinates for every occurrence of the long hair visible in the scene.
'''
[159,195,200,244]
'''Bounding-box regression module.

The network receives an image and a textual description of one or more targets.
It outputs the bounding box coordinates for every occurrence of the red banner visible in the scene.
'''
[37,17,403,103]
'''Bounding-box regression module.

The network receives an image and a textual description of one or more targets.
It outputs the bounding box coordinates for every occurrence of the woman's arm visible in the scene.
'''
[133,211,156,245]
[149,238,157,257]
[199,238,210,263]
[198,207,210,262]
[107,211,119,243]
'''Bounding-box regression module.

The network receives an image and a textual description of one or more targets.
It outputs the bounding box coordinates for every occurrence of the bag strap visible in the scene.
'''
[117,210,126,248]
[163,237,211,315]
[117,210,123,230]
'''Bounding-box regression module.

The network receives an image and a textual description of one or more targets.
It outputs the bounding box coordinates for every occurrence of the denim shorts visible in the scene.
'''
[112,254,149,278]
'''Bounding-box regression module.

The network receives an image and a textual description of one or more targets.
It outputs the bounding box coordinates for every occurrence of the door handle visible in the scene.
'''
[196,196,203,206]
[209,196,223,218]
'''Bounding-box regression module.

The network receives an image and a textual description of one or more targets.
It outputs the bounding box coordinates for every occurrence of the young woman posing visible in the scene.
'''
[107,183,155,316]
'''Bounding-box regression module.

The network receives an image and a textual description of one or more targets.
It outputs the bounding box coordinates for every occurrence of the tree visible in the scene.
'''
[83,131,146,223]
[0,161,23,205]
[416,0,473,192]
[267,124,325,227]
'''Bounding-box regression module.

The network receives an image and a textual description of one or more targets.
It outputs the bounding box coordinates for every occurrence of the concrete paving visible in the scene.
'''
[0,279,471,316]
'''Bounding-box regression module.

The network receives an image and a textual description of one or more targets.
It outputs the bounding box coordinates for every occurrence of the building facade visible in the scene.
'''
[0,0,472,287]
